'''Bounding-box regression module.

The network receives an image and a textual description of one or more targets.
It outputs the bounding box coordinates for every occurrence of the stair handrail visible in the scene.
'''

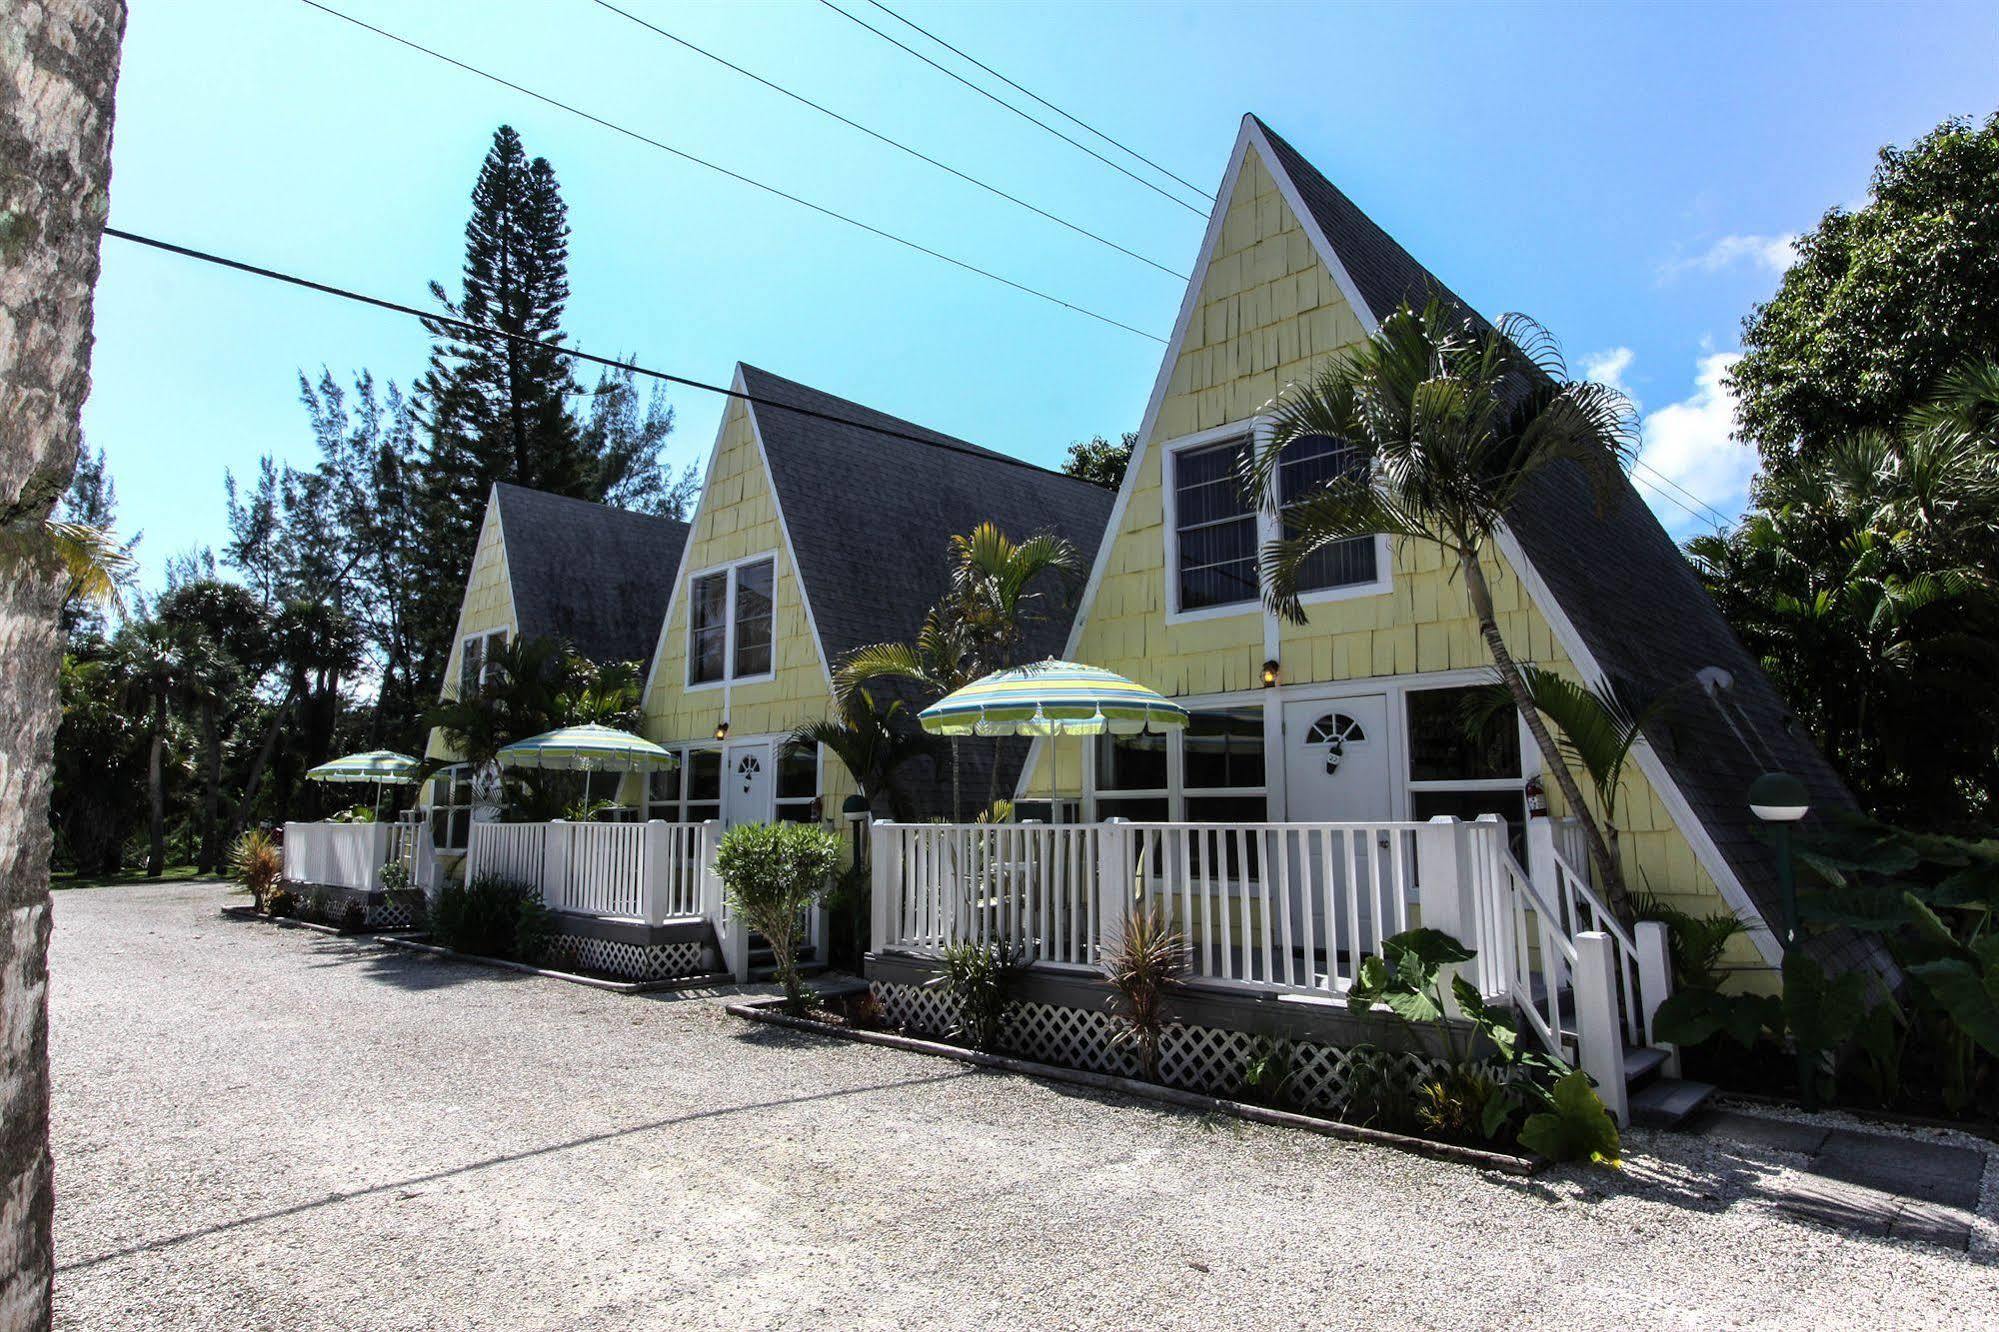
[1547,842,1643,1048]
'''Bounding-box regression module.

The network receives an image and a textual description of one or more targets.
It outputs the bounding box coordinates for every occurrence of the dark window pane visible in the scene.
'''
[460,636,483,698]
[686,750,722,802]
[776,744,817,800]
[686,801,720,824]
[1280,435,1377,592]
[648,768,680,803]
[449,810,470,850]
[1183,708,1264,790]
[1097,731,1169,791]
[775,803,816,824]
[733,559,774,677]
[1410,790,1527,861]
[690,573,728,683]
[1097,796,1169,822]
[1175,440,1258,611]
[1407,686,1520,781]
[1185,795,1273,876]
[430,807,451,846]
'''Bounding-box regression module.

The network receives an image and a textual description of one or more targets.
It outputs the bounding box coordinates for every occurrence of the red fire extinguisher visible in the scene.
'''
[1524,774,1548,818]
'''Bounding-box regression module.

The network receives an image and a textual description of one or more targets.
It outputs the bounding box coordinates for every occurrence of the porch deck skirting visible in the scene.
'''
[283,882,422,931]
[538,912,716,983]
[865,951,1465,1112]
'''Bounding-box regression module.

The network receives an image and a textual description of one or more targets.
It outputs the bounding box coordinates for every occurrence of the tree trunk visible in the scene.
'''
[226,689,295,844]
[949,738,962,823]
[198,701,222,873]
[1461,550,1629,911]
[0,3,126,1324]
[145,715,164,877]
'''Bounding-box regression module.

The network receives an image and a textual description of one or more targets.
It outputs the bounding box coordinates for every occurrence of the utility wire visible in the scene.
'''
[1631,463,1730,533]
[1633,457,1735,530]
[587,0,1186,281]
[103,226,1084,477]
[814,0,1208,219]
[296,0,1165,344]
[861,0,1214,206]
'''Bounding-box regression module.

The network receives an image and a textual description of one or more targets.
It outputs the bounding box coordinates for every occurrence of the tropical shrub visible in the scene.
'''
[715,822,841,1014]
[1518,1071,1623,1166]
[339,901,367,931]
[265,887,296,918]
[1101,903,1186,1082]
[929,939,1027,1052]
[1238,1036,1297,1108]
[431,873,550,963]
[231,827,283,910]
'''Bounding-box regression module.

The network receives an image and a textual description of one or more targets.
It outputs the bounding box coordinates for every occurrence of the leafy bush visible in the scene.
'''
[431,873,549,963]
[929,940,1027,1051]
[1101,903,1186,1082]
[340,902,367,931]
[231,828,283,910]
[378,861,411,892]
[715,822,841,1014]
[1238,1036,1296,1108]
[1518,1070,1623,1166]
[265,887,296,918]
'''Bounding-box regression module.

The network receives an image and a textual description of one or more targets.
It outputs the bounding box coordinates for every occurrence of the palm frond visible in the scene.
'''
[48,520,136,611]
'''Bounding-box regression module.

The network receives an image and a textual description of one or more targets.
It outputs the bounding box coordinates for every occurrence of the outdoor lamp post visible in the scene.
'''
[1748,770,1811,950]
[1749,769,1814,1107]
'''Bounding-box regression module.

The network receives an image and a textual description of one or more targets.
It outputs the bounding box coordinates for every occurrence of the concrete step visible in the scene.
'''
[750,960,827,983]
[1630,1076,1716,1128]
[1623,1044,1669,1087]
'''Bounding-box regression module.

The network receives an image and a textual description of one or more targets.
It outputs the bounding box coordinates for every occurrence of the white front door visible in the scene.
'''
[1281,695,1394,972]
[722,741,774,827]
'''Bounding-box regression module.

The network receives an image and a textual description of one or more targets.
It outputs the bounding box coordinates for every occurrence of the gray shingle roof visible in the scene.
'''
[1252,117,1879,974]
[492,483,689,668]
[739,365,1117,817]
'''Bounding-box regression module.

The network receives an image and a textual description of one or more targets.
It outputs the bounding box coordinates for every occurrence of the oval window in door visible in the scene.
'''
[1305,713,1366,775]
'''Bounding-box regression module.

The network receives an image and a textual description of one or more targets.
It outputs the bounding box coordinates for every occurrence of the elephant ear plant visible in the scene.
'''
[1349,928,1621,1165]
[716,822,842,1015]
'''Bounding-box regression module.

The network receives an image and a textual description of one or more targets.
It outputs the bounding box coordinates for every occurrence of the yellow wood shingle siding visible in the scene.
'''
[1049,143,1767,982]
[639,399,857,815]
[426,496,516,762]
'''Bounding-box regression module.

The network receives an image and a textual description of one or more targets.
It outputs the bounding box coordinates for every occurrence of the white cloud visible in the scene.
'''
[1658,232,1797,283]
[1631,350,1754,536]
[1579,345,1755,535]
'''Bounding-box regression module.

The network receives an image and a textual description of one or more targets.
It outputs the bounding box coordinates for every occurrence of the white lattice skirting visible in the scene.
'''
[542,934,708,983]
[871,981,1433,1113]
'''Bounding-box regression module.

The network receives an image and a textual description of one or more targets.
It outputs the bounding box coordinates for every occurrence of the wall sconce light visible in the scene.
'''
[714,720,730,741]
[1261,659,1281,688]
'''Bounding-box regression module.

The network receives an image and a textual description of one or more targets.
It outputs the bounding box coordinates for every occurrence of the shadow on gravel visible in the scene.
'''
[58,1067,972,1275]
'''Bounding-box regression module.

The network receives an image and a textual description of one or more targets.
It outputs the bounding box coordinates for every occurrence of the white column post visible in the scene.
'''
[1573,930,1630,1127]
[869,821,898,955]
[1094,817,1131,965]
[541,819,570,913]
[1635,919,1679,1076]
[644,819,670,924]
[1415,816,1475,1015]
[1526,814,1559,923]
[366,822,393,892]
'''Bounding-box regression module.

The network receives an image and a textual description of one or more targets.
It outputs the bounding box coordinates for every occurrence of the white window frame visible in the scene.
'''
[1161,420,1393,626]
[773,740,824,824]
[458,627,508,698]
[643,745,725,823]
[685,551,779,691]
[427,763,476,854]
[1088,703,1268,822]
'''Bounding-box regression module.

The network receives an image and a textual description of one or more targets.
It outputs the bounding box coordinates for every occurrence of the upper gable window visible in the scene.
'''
[1172,439,1258,612]
[1278,434,1378,592]
[689,556,777,686]
[459,628,507,698]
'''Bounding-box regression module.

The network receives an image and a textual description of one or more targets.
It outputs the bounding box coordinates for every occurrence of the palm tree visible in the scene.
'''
[48,519,135,623]
[947,522,1084,812]
[225,600,362,842]
[1469,667,1677,870]
[790,688,940,822]
[1245,299,1639,906]
[113,622,184,878]
[837,604,976,820]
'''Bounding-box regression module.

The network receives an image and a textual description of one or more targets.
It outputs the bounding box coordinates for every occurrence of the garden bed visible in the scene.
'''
[725,993,1545,1176]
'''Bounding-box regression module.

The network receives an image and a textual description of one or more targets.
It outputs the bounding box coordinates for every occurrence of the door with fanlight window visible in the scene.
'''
[722,741,774,827]
[1282,696,1392,975]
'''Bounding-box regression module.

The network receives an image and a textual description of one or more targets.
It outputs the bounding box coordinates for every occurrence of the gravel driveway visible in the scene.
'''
[50,880,1999,1330]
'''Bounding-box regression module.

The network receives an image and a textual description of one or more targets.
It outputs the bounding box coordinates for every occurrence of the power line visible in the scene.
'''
[1631,463,1730,533]
[296,1,1165,344]
[1633,458,1735,529]
[103,226,1084,479]
[861,0,1214,206]
[587,0,1187,281]
[813,0,1208,219]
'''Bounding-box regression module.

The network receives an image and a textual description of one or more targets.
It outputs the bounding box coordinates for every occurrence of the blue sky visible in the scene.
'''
[86,0,1996,588]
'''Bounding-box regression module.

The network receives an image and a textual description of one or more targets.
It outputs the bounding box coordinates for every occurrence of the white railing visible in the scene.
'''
[465,819,718,927]
[384,821,439,896]
[873,819,1446,997]
[870,813,1676,1127]
[283,821,397,892]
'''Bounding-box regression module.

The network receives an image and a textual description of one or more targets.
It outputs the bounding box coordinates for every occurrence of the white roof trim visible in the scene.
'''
[1496,525,1781,965]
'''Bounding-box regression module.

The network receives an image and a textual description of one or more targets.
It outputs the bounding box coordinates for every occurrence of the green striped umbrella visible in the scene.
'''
[495,724,677,810]
[918,659,1188,737]
[306,750,420,819]
[919,660,1186,819]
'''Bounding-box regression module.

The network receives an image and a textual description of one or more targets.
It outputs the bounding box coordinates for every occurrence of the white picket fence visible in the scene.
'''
[869,814,1674,1124]
[464,818,720,928]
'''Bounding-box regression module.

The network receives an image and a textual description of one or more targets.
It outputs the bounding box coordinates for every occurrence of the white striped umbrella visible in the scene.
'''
[495,724,678,810]
[306,750,420,818]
